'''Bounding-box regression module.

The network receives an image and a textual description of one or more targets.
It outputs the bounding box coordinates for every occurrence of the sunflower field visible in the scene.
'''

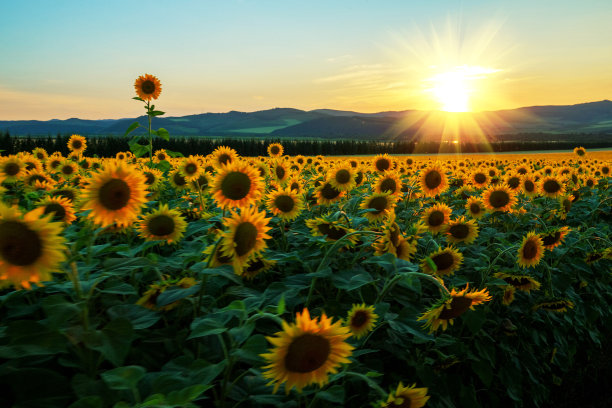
[1,79,611,408]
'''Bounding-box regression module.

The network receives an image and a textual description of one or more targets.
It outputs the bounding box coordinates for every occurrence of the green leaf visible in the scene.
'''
[277,294,286,315]
[107,304,160,329]
[165,148,184,158]
[317,385,345,403]
[101,366,146,391]
[132,97,144,101]
[156,127,170,140]
[156,284,201,307]
[68,396,104,408]
[149,110,165,117]
[471,359,493,387]
[123,121,140,138]
[188,317,228,339]
[128,140,150,158]
[166,384,211,405]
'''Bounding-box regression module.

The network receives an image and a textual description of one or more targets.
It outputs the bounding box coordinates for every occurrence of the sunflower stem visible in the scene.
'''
[147,101,153,167]
[480,244,520,287]
[196,237,223,316]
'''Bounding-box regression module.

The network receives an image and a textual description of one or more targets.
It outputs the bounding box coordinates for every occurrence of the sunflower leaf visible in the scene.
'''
[156,128,170,141]
[123,121,140,138]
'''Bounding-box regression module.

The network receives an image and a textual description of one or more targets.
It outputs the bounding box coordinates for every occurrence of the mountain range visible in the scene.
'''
[1,100,611,142]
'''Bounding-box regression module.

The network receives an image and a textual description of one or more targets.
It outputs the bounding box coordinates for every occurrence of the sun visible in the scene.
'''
[426,65,499,112]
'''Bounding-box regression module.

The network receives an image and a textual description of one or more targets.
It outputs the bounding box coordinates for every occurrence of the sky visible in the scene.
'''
[1,0,611,120]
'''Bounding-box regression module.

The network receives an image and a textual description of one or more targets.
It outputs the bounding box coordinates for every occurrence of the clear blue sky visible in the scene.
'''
[1,0,611,119]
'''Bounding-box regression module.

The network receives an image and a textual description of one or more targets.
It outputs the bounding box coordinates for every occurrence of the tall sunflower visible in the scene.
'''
[219,207,271,271]
[421,246,463,276]
[517,232,545,268]
[482,185,516,212]
[346,304,378,339]
[80,162,147,228]
[0,205,66,289]
[211,146,238,167]
[418,284,491,333]
[443,216,479,244]
[266,187,303,221]
[377,382,430,408]
[372,154,394,173]
[134,73,162,100]
[137,204,187,245]
[419,163,448,197]
[67,134,87,155]
[261,308,354,393]
[211,161,264,209]
[267,143,284,158]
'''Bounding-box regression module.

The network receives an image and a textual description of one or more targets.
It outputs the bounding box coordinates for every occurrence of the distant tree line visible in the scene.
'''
[0,131,610,157]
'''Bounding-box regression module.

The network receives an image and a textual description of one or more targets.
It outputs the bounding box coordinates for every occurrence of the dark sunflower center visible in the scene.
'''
[432,252,454,271]
[25,162,36,170]
[4,163,20,176]
[368,196,388,214]
[53,189,75,202]
[43,203,66,222]
[488,190,510,208]
[148,215,175,236]
[316,223,346,240]
[216,248,233,264]
[380,178,397,193]
[449,224,470,239]
[157,154,167,161]
[195,174,208,189]
[424,170,442,190]
[355,172,364,185]
[375,158,390,172]
[438,296,473,320]
[270,146,280,155]
[233,222,258,257]
[506,276,532,287]
[474,173,486,184]
[141,80,155,94]
[290,182,299,191]
[428,210,444,227]
[602,166,610,175]
[275,165,286,180]
[469,203,481,214]
[524,180,535,192]
[542,232,561,247]
[335,169,351,184]
[218,154,231,165]
[522,239,538,260]
[543,179,561,194]
[274,195,295,213]
[144,172,155,185]
[185,163,198,175]
[386,395,412,408]
[351,310,369,329]
[320,183,341,200]
[284,333,331,373]
[173,172,187,186]
[28,175,47,185]
[517,168,527,175]
[586,179,594,187]
[62,165,74,175]
[508,177,520,189]
[246,258,265,272]
[99,178,131,210]
[221,171,251,200]
[72,140,82,149]
[36,153,45,160]
[50,160,61,169]
[0,221,42,266]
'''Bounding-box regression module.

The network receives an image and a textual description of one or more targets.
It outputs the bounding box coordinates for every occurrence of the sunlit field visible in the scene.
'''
[0,133,610,407]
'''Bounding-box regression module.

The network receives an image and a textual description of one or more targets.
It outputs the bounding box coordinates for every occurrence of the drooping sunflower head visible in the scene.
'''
[444,216,479,244]
[241,255,276,280]
[305,216,357,245]
[261,308,354,393]
[0,205,67,289]
[419,163,448,197]
[482,185,516,212]
[421,246,463,276]
[421,203,452,234]
[134,73,162,100]
[346,303,378,339]
[266,187,303,221]
[378,382,430,408]
[267,143,284,158]
[137,204,187,245]
[517,232,545,268]
[540,226,570,250]
[211,161,264,209]
[315,182,344,206]
[533,298,574,313]
[67,134,87,154]
[493,272,541,292]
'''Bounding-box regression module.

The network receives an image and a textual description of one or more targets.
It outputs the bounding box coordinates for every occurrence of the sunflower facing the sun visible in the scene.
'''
[261,308,354,393]
[134,74,162,100]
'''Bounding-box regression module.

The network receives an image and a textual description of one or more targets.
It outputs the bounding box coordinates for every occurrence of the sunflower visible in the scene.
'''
[482,185,516,212]
[211,161,264,209]
[421,203,452,234]
[241,255,276,280]
[375,171,402,196]
[315,182,344,206]
[346,304,378,339]
[23,169,54,188]
[219,207,271,271]
[169,169,189,191]
[153,149,169,163]
[134,73,162,100]
[50,186,79,204]
[141,167,164,191]
[493,272,541,292]
[372,154,393,173]
[287,175,304,195]
[305,216,357,244]
[137,204,187,245]
[0,156,25,183]
[178,156,202,182]
[540,176,565,198]
[202,240,234,268]
[271,160,290,184]
[443,216,479,244]
[533,299,574,313]
[32,147,48,161]
[421,246,463,276]
[211,146,238,167]
[0,205,66,289]
[266,187,303,221]
[419,163,448,197]
[328,164,355,192]
[58,159,78,180]
[22,155,43,172]
[373,215,403,255]
[80,162,147,228]
[67,134,87,155]
[470,168,489,188]
[360,192,397,223]
[418,284,491,333]
[46,155,63,172]
[517,232,545,268]
[573,146,586,157]
[377,382,430,408]
[520,175,539,197]
[465,197,486,219]
[585,248,612,264]
[190,171,212,193]
[395,236,419,261]
[540,226,570,250]
[137,276,197,311]
[267,143,284,158]
[37,196,77,224]
[261,308,354,393]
